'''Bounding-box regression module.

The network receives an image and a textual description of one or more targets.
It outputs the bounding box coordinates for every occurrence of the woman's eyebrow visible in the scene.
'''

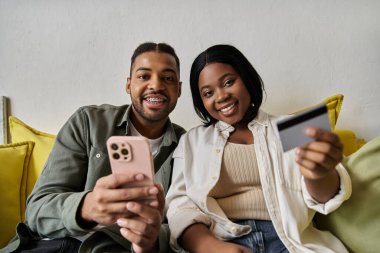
[218,73,234,82]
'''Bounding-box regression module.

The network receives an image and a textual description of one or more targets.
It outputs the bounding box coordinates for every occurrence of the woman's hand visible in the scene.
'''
[296,127,343,203]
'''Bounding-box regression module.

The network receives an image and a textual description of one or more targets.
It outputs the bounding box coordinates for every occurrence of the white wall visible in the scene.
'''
[1,0,379,141]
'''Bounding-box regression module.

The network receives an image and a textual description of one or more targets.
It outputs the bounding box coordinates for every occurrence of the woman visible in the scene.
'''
[165,45,351,253]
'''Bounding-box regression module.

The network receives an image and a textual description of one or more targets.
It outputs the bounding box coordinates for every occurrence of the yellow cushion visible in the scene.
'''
[321,94,343,129]
[294,94,344,129]
[0,141,34,248]
[9,116,56,201]
[294,94,366,155]
[334,129,366,156]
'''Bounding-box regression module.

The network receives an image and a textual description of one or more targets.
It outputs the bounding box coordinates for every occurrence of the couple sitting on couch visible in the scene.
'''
[1,42,354,253]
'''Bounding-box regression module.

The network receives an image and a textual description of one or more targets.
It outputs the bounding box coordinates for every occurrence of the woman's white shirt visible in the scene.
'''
[165,110,351,253]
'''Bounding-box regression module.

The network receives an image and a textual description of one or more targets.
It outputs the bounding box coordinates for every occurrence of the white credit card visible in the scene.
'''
[276,104,331,152]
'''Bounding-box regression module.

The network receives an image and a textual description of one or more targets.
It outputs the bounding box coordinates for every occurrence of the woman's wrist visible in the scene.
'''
[180,223,216,252]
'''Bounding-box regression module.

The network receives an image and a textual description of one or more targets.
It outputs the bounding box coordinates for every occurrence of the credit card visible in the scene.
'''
[276,104,330,152]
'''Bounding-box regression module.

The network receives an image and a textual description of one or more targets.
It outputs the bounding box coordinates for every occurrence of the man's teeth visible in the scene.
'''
[221,104,235,112]
[146,97,164,103]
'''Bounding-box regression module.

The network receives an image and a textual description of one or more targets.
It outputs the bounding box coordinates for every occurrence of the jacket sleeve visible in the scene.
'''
[165,135,211,252]
[301,163,352,214]
[25,107,94,238]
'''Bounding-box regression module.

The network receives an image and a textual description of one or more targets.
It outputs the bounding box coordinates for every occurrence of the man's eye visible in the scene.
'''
[138,74,149,80]
[163,76,175,82]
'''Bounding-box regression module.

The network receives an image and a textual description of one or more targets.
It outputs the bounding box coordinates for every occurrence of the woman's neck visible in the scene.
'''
[228,123,253,144]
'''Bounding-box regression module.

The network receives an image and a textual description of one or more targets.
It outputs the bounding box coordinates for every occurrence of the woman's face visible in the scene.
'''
[198,62,251,126]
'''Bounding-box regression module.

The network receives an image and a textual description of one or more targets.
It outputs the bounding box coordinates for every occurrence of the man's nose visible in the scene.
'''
[148,75,164,90]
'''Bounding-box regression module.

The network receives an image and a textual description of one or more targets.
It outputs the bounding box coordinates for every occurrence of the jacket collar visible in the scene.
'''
[116,104,132,129]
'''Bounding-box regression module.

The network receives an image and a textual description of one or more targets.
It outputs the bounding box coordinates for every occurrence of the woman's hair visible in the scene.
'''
[190,44,265,126]
[130,42,180,75]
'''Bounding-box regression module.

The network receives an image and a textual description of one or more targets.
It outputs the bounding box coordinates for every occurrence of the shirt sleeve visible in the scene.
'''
[165,135,212,252]
[26,107,95,237]
[301,163,352,214]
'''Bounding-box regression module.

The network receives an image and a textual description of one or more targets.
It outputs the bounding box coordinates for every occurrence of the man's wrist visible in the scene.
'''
[76,192,98,229]
[131,239,159,253]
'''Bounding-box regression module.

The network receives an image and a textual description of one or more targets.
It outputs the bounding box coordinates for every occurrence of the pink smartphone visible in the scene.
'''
[106,136,154,190]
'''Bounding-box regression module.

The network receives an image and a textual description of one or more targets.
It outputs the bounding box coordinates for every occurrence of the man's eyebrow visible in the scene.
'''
[134,67,177,74]
[162,68,177,74]
[135,67,151,73]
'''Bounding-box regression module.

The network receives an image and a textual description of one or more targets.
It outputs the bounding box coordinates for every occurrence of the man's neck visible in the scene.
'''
[129,112,168,139]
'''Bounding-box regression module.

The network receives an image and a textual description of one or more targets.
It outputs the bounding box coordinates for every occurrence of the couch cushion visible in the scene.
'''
[322,94,343,129]
[0,141,34,248]
[9,116,56,201]
[293,94,343,129]
[315,135,380,253]
[334,129,366,156]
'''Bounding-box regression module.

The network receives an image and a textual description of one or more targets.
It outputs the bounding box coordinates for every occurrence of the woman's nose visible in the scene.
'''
[216,89,230,103]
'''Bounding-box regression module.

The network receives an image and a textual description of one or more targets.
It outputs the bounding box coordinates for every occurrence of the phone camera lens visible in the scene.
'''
[121,149,129,155]
[113,153,120,160]
[111,144,118,150]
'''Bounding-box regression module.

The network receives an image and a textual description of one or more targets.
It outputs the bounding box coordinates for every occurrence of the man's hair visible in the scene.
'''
[130,42,180,75]
[190,44,265,126]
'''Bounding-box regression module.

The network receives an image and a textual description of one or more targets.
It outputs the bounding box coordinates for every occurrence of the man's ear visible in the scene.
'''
[126,78,131,94]
[178,81,182,98]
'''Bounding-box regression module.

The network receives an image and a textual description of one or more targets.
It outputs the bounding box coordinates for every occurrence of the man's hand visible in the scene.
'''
[79,173,159,225]
[296,127,343,203]
[116,183,165,253]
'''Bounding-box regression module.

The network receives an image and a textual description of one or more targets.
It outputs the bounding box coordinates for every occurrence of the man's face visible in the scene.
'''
[126,52,181,124]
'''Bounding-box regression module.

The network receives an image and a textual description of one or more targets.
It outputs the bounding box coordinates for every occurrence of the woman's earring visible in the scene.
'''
[251,103,255,108]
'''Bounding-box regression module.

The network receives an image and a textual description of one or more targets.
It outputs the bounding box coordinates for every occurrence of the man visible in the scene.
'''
[1,42,185,253]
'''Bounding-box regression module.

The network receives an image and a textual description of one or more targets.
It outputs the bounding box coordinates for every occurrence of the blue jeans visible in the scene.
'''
[228,220,289,253]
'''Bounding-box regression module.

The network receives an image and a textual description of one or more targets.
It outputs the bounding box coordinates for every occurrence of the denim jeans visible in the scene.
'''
[228,220,289,253]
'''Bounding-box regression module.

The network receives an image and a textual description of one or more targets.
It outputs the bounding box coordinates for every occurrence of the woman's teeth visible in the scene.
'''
[221,103,235,112]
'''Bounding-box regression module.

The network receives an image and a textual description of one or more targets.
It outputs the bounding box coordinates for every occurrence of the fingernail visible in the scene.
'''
[305,128,314,136]
[135,174,144,181]
[149,187,159,194]
[156,183,164,191]
[149,200,159,207]
[126,202,135,210]
[116,219,125,226]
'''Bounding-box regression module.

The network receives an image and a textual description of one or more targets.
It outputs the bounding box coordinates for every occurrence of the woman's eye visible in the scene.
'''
[203,90,213,98]
[224,79,234,87]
